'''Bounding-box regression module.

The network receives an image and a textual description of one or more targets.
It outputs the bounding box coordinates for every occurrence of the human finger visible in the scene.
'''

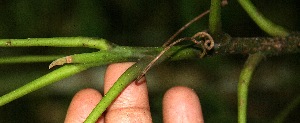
[104,62,152,123]
[64,88,104,123]
[163,86,204,123]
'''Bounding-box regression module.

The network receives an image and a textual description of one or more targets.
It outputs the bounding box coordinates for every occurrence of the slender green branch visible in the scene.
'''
[0,37,113,50]
[84,56,154,123]
[49,45,201,68]
[49,46,155,68]
[209,0,222,35]
[237,0,289,36]
[237,53,264,123]
[273,94,300,123]
[0,63,96,106]
[0,55,63,64]
[49,51,137,69]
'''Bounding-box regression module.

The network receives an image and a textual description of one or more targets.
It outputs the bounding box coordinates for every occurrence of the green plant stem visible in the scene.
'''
[49,50,140,69]
[0,64,96,106]
[237,0,289,36]
[273,94,300,123]
[84,56,154,123]
[49,45,201,68]
[237,53,264,123]
[209,0,222,35]
[0,55,63,64]
[0,37,113,50]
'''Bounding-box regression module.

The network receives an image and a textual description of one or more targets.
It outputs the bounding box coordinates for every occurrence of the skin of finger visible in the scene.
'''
[163,86,204,123]
[64,88,104,123]
[104,62,152,123]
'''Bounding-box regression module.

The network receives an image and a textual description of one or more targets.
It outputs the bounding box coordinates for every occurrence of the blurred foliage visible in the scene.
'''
[0,0,299,122]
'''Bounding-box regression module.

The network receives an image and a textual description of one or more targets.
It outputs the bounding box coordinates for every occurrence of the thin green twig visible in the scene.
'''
[48,45,201,68]
[84,56,154,123]
[0,37,113,50]
[237,0,289,36]
[273,94,300,123]
[0,63,96,106]
[209,0,222,35]
[237,53,264,123]
[0,55,63,64]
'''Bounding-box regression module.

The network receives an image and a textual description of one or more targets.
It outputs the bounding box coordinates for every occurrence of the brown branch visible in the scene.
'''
[213,32,300,55]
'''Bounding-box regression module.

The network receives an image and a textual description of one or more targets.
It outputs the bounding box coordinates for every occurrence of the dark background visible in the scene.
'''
[0,0,299,122]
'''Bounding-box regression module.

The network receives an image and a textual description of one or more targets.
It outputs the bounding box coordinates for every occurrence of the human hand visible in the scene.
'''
[64,62,204,123]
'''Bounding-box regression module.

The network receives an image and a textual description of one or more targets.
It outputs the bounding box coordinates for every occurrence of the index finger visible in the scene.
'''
[104,62,152,123]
